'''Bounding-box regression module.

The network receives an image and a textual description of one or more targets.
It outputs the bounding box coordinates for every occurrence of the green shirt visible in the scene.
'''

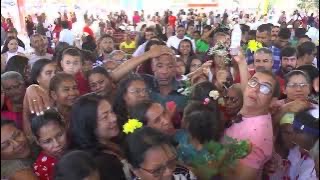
[196,39,209,53]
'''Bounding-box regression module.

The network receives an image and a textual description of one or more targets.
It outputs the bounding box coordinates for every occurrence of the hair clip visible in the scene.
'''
[203,98,210,105]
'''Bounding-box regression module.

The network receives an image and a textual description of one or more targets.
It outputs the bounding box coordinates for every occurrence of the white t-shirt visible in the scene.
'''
[28,53,53,67]
[59,29,75,46]
[166,36,196,52]
[288,146,318,180]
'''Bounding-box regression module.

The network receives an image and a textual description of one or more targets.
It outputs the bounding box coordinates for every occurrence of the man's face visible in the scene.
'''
[193,32,201,41]
[152,54,176,86]
[256,30,271,47]
[176,27,186,39]
[145,31,155,40]
[281,55,297,73]
[243,72,275,112]
[31,35,46,52]
[100,37,114,55]
[254,52,273,72]
[274,37,290,49]
[271,27,280,41]
[1,79,26,104]
[187,26,195,34]
[298,37,310,46]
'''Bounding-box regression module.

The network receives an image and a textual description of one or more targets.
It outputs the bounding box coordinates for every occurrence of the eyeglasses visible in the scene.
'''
[127,88,151,96]
[140,156,177,177]
[3,82,23,92]
[286,83,309,89]
[247,78,272,95]
[224,96,239,103]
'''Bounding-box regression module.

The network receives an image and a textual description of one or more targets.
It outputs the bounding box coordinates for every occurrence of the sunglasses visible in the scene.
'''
[247,78,272,95]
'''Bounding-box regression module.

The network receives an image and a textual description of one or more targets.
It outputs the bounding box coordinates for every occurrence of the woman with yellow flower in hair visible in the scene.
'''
[127,100,176,135]
[69,93,131,180]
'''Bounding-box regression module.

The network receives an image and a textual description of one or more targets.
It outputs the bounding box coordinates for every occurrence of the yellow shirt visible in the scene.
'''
[120,41,136,49]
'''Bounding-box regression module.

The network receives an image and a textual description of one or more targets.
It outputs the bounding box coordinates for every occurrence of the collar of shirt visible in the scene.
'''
[142,74,183,95]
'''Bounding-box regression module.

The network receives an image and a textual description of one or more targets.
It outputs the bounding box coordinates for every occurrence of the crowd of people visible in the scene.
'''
[0,7,319,180]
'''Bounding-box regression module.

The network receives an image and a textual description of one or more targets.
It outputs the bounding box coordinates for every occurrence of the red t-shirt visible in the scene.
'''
[168,15,176,28]
[33,152,58,180]
[75,72,89,95]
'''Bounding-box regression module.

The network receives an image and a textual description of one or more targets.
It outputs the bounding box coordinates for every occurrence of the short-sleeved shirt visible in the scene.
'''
[288,146,318,180]
[119,41,136,50]
[224,114,273,170]
[196,39,209,53]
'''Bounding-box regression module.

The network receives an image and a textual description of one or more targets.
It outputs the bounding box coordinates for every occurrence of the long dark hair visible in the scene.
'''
[30,58,53,85]
[1,36,18,54]
[70,93,111,153]
[177,39,195,57]
[4,55,29,80]
[113,74,146,127]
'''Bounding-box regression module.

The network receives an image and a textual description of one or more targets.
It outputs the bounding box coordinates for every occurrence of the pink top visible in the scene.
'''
[225,114,274,170]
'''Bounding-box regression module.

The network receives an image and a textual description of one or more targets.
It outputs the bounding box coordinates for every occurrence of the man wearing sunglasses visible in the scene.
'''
[224,69,279,180]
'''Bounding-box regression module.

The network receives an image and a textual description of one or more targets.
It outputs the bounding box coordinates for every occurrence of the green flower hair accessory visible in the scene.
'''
[207,41,231,64]
[247,40,263,53]
[123,119,143,134]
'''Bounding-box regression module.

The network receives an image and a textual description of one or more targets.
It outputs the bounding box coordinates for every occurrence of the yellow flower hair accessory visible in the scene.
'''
[123,119,143,134]
[247,40,263,53]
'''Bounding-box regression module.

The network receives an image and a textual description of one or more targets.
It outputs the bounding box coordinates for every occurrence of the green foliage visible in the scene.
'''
[188,136,251,180]
[297,0,319,11]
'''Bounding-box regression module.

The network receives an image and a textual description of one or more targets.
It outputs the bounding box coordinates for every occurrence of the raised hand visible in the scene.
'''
[25,85,51,115]
[147,45,175,59]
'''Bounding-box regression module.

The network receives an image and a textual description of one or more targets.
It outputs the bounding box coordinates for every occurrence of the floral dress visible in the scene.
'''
[33,151,57,180]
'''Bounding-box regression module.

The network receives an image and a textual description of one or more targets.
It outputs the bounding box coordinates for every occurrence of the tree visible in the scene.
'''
[297,0,319,12]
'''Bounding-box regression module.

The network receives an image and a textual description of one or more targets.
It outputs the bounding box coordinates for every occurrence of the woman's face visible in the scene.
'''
[145,103,175,135]
[8,39,18,53]
[284,75,310,101]
[51,79,79,107]
[37,121,67,158]
[37,63,57,90]
[279,124,296,149]
[175,61,186,76]
[179,41,191,56]
[225,88,243,116]
[189,58,202,73]
[88,73,113,97]
[124,80,149,107]
[134,145,177,180]
[96,100,119,140]
[1,124,31,160]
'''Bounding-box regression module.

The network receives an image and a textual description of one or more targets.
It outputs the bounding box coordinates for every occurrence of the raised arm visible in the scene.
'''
[110,45,174,82]
[233,49,249,92]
